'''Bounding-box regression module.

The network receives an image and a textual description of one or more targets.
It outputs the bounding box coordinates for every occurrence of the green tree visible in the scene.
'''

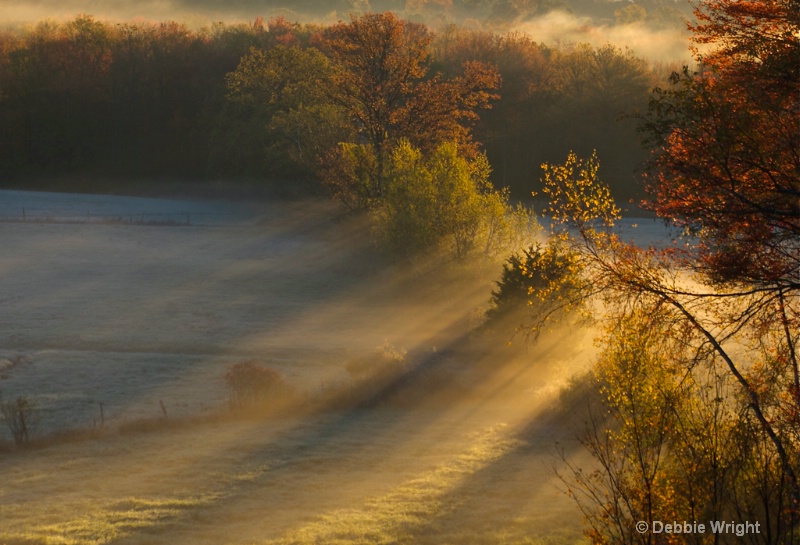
[374,139,528,258]
[487,241,584,324]
[225,44,350,176]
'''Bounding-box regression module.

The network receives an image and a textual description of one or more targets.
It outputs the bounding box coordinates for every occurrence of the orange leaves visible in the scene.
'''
[552,2,800,530]
[324,12,431,119]
[398,60,500,156]
[321,12,500,148]
[690,0,799,70]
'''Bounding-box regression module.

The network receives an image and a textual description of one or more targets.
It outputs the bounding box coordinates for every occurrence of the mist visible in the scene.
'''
[512,11,693,63]
[0,0,695,541]
[0,190,610,544]
[0,0,695,63]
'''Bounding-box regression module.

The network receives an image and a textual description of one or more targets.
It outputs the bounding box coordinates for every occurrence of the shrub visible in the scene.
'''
[335,341,411,408]
[223,361,291,410]
[1,396,39,447]
[345,341,407,381]
[487,242,585,323]
[374,140,534,259]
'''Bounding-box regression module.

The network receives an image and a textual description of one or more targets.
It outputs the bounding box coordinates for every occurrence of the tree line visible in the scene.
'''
[0,13,665,201]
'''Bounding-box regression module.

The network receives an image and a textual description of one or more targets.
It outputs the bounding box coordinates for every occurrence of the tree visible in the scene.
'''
[636,1,800,520]
[373,139,527,258]
[430,26,656,201]
[641,0,800,288]
[225,45,350,175]
[3,16,113,170]
[223,361,291,410]
[486,241,584,323]
[321,12,500,205]
[1,396,38,446]
[539,147,799,544]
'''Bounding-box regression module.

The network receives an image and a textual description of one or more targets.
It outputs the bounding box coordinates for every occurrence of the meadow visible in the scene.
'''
[0,190,666,544]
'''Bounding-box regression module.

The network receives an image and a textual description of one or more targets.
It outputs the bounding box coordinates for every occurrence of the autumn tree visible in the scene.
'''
[320,12,500,206]
[519,10,800,542]
[0,16,296,178]
[539,147,798,544]
[2,16,113,170]
[641,0,800,288]
[638,0,800,514]
[632,1,799,528]
[519,5,799,521]
[534,3,800,516]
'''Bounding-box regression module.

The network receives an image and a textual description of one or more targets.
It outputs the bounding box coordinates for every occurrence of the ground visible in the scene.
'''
[0,189,666,544]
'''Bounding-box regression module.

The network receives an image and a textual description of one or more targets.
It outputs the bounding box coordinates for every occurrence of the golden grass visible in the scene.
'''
[3,494,220,545]
[0,198,596,545]
[265,425,522,545]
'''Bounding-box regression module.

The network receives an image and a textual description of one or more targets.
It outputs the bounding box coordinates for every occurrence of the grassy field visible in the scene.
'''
[0,190,599,544]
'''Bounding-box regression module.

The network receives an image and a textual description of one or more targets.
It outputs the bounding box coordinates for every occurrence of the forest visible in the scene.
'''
[0,11,677,202]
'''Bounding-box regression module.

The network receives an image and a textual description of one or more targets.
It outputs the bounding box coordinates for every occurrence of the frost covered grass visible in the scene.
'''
[0,190,641,544]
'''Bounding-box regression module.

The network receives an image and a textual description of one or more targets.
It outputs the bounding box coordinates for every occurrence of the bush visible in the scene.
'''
[223,361,292,410]
[1,396,38,447]
[487,242,585,322]
[345,341,407,381]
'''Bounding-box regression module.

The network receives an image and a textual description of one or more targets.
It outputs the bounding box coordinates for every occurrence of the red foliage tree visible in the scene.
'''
[642,0,800,288]
[637,0,800,518]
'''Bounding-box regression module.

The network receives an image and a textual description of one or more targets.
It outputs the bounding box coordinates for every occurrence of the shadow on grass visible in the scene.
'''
[2,292,599,545]
[105,324,599,544]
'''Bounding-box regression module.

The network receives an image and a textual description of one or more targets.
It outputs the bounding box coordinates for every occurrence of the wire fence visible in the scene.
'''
[0,209,248,226]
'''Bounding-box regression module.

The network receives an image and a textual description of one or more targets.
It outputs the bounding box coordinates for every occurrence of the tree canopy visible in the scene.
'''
[0,14,660,200]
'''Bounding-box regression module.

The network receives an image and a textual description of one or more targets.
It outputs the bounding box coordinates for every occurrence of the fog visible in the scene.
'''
[0,190,616,543]
[0,0,691,537]
[0,0,694,63]
[512,11,693,63]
